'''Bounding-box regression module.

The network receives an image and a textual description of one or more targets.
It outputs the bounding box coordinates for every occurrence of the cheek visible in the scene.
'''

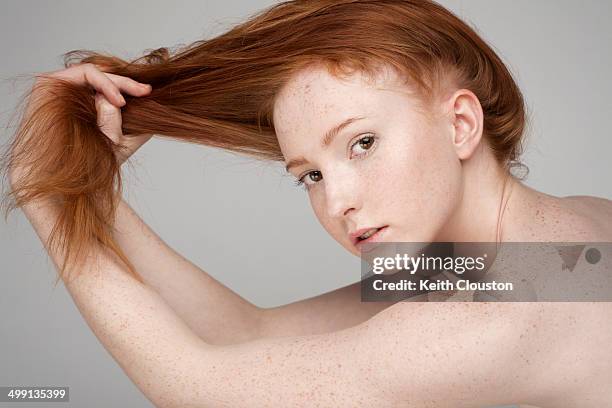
[310,194,338,236]
[379,129,463,238]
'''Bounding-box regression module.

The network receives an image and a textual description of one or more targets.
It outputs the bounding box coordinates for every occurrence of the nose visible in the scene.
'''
[323,169,359,219]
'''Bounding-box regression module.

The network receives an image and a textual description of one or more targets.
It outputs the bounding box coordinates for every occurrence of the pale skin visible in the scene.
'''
[10,62,612,407]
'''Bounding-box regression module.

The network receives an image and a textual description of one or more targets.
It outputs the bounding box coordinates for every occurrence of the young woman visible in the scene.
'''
[2,0,611,406]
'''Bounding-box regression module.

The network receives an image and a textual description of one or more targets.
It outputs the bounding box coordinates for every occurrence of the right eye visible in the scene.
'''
[294,170,323,191]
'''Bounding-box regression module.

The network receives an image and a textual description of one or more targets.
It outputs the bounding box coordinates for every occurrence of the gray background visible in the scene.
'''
[1,0,610,407]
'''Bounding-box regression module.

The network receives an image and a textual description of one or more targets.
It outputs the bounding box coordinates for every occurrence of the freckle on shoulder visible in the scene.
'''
[554,195,612,240]
[508,188,612,241]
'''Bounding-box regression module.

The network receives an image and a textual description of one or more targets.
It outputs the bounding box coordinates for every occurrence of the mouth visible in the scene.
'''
[352,226,388,248]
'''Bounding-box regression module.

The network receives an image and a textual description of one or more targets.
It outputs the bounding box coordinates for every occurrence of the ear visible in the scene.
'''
[446,89,484,161]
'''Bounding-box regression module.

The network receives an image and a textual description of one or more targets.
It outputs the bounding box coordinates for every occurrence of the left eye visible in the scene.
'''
[349,134,376,158]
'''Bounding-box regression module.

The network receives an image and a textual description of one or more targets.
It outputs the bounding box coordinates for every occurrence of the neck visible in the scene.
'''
[436,146,535,243]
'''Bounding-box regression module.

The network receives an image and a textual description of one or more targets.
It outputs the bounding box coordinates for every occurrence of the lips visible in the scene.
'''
[350,226,388,247]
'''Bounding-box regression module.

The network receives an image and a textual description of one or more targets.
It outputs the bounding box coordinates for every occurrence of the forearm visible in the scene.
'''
[110,195,263,345]
[20,197,212,408]
[260,281,400,337]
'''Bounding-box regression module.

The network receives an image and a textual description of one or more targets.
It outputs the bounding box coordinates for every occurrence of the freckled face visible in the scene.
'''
[273,64,463,257]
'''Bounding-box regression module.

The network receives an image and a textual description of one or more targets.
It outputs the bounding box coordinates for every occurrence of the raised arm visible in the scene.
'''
[111,195,263,345]
[112,195,399,344]
[10,63,399,347]
[21,194,612,407]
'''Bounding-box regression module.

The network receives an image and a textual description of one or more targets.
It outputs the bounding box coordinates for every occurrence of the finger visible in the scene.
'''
[82,64,126,107]
[95,92,123,143]
[45,63,151,107]
[49,63,124,107]
[105,73,152,97]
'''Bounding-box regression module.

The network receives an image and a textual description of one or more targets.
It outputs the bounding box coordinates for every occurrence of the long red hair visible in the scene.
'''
[0,0,527,285]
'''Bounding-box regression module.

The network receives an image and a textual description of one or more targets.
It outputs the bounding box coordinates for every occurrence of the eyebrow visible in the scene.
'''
[284,116,366,173]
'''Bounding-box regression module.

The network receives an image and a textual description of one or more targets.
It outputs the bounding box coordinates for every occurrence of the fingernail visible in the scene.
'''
[119,94,126,105]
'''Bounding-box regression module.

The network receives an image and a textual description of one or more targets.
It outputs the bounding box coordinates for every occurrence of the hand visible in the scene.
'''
[94,83,154,166]
[82,63,154,166]
[8,63,153,187]
[50,63,154,165]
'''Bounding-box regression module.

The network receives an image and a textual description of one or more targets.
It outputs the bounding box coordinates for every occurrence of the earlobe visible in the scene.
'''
[450,89,484,161]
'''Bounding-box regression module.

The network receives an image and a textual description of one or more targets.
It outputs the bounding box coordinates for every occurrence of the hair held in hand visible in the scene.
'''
[0,0,528,285]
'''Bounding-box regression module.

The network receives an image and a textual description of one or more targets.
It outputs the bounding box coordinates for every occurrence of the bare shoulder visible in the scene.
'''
[558,194,612,240]
[562,194,612,216]
[510,184,612,241]
[363,301,612,406]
